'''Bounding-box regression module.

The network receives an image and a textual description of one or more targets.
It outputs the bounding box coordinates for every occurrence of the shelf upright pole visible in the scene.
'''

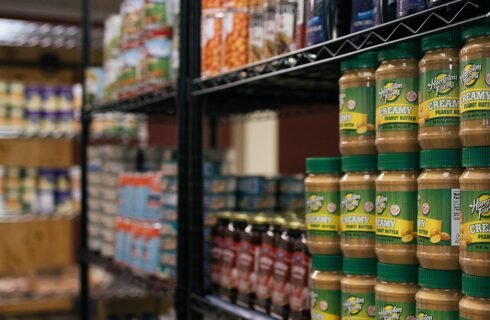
[80,0,91,318]
[188,0,204,316]
[208,114,219,149]
[176,0,191,319]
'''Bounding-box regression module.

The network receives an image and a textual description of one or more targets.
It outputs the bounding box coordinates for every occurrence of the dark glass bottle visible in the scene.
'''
[254,214,287,314]
[237,213,270,308]
[211,211,232,294]
[270,219,303,320]
[220,212,248,303]
[289,223,311,320]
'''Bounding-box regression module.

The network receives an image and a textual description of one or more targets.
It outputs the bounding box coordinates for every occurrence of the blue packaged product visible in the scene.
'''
[159,265,177,279]
[306,0,351,46]
[204,176,237,194]
[204,194,236,210]
[161,175,177,192]
[279,175,304,194]
[396,0,427,18]
[131,228,144,271]
[162,191,177,207]
[237,193,277,211]
[279,194,305,211]
[25,85,42,134]
[203,160,221,177]
[161,206,177,221]
[54,169,71,206]
[143,226,160,274]
[161,221,178,237]
[160,237,177,250]
[351,0,377,32]
[237,176,277,194]
[160,250,177,267]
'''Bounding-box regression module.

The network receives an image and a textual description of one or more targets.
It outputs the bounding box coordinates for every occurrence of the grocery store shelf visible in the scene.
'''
[90,252,175,296]
[0,296,74,315]
[193,0,490,113]
[0,137,74,168]
[0,18,103,50]
[191,295,274,320]
[90,87,177,114]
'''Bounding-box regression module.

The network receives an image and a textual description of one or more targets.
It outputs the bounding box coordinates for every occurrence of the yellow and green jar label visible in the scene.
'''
[340,86,376,137]
[341,291,376,319]
[460,57,490,121]
[417,188,460,246]
[341,189,376,239]
[376,77,419,132]
[376,300,415,320]
[415,309,458,320]
[461,190,490,252]
[310,288,341,320]
[419,69,459,126]
[306,191,340,238]
[376,191,417,245]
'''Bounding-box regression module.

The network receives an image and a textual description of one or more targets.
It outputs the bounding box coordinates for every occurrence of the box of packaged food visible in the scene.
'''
[237,193,276,211]
[204,176,237,193]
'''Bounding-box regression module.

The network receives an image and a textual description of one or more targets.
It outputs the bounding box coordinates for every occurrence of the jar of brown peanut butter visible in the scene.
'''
[459,146,490,277]
[304,157,341,255]
[415,268,462,320]
[417,149,462,270]
[459,20,490,147]
[419,31,461,150]
[375,262,418,320]
[375,153,419,264]
[376,41,420,153]
[339,52,377,155]
[341,257,377,319]
[340,154,377,258]
[459,273,490,320]
[310,255,343,320]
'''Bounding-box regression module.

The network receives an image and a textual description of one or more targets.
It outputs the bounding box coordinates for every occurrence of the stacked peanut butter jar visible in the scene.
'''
[305,19,490,320]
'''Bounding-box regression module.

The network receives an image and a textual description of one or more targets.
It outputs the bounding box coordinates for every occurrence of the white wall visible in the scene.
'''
[229,111,278,176]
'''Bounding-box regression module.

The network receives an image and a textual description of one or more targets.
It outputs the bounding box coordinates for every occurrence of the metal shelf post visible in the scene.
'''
[79,0,91,319]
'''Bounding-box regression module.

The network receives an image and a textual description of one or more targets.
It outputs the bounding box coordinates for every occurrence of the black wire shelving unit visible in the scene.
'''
[78,0,490,319]
[90,252,176,296]
[90,87,177,114]
[193,0,490,114]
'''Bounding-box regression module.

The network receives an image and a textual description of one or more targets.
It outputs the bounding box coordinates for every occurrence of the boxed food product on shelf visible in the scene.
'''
[201,10,224,77]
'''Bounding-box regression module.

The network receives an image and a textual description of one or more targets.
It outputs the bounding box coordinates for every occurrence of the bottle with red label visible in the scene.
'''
[271,217,303,320]
[220,211,249,303]
[254,213,287,314]
[211,211,232,294]
[237,212,270,308]
[289,221,310,320]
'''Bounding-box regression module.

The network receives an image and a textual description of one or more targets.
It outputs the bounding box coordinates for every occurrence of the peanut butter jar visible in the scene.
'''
[340,257,377,319]
[459,20,490,147]
[418,31,461,150]
[459,146,490,277]
[304,157,341,255]
[459,273,490,320]
[376,41,420,153]
[340,154,377,258]
[375,263,418,320]
[415,268,462,320]
[417,149,462,270]
[339,52,378,155]
[310,255,343,320]
[375,153,419,264]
